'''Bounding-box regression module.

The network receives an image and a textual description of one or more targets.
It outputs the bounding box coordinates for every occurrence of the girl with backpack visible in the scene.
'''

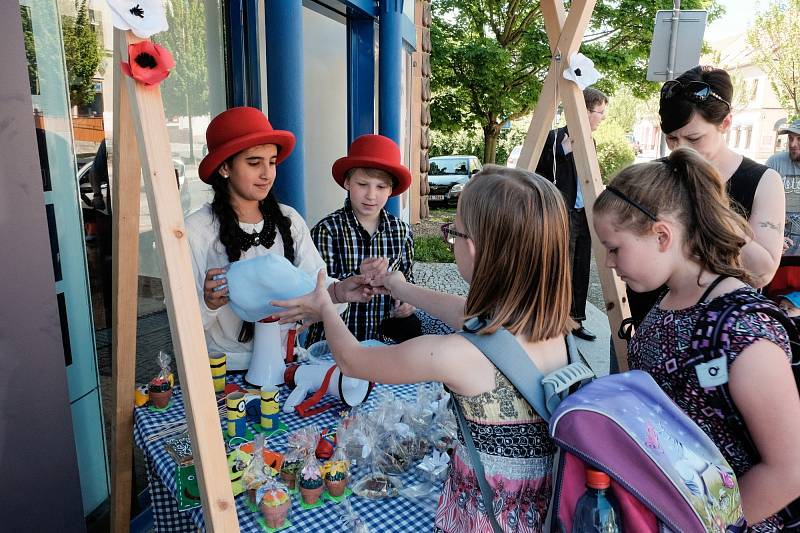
[274,165,576,532]
[593,147,800,530]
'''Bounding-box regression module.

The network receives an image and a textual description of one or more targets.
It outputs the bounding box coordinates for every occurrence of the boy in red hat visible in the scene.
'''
[306,134,420,345]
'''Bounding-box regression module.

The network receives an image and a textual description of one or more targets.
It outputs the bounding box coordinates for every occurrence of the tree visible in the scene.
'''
[747,0,800,120]
[431,0,719,164]
[156,0,209,162]
[62,0,102,108]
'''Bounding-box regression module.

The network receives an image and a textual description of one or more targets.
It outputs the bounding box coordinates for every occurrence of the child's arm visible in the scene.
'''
[729,338,800,522]
[273,270,473,386]
[372,271,466,330]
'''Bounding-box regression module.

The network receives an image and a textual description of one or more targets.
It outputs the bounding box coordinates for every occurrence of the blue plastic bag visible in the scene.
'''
[226,253,316,322]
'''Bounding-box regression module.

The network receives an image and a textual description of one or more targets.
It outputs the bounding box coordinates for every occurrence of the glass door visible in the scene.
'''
[19,0,108,516]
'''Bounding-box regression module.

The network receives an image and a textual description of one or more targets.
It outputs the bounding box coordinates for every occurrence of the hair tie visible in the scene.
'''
[606,186,657,222]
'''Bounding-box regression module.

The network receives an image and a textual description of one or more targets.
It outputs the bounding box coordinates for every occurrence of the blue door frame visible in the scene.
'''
[225,0,416,218]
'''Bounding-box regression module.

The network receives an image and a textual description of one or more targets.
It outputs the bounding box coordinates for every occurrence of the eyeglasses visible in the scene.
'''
[660,80,731,109]
[588,108,606,117]
[441,222,469,245]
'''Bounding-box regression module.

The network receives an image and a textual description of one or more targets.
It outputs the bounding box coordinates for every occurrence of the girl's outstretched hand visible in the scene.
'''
[370,270,406,297]
[272,269,333,326]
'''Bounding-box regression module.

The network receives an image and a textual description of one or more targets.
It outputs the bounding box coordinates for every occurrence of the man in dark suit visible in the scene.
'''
[536,87,608,341]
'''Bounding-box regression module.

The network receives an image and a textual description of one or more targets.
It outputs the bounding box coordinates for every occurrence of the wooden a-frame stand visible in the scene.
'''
[516,0,631,371]
[109,29,240,532]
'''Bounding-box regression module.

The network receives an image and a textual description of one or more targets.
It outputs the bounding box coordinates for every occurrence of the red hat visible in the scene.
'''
[198,107,296,183]
[332,134,412,197]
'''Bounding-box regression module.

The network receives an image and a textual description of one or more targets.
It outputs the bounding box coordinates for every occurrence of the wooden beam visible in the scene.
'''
[560,80,630,371]
[110,29,141,532]
[516,0,630,371]
[116,30,240,531]
[517,68,559,171]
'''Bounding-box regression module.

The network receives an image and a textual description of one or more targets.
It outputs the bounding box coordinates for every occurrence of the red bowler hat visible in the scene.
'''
[198,107,296,183]
[332,134,412,197]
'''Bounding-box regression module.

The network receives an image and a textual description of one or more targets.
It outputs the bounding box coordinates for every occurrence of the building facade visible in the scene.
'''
[1,0,422,528]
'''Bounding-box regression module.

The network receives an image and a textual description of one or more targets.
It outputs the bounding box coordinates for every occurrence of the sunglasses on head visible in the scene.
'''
[660,80,731,109]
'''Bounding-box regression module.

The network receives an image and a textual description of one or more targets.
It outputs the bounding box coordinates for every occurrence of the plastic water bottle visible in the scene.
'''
[571,468,623,533]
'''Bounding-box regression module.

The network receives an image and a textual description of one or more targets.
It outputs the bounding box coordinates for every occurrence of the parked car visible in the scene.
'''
[625,133,642,155]
[427,155,482,206]
[506,145,523,168]
[77,157,191,215]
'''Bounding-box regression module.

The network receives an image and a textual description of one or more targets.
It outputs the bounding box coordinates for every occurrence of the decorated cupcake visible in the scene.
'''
[257,482,291,529]
[298,457,324,505]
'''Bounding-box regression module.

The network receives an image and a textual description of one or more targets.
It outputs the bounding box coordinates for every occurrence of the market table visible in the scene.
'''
[133,377,442,532]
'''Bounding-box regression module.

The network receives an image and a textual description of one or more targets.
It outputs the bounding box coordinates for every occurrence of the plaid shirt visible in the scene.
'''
[306,199,415,344]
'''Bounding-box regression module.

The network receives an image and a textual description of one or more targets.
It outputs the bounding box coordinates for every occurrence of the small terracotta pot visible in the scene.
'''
[260,500,290,529]
[299,484,324,505]
[280,470,296,490]
[149,388,172,409]
[325,478,347,497]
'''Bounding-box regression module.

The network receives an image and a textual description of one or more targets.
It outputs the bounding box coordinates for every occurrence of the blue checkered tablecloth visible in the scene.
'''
[133,377,441,532]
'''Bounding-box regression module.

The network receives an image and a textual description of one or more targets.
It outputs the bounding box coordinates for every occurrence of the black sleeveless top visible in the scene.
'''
[626,157,769,328]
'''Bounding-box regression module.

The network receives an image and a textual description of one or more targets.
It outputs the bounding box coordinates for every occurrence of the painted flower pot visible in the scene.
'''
[299,484,324,505]
[325,478,348,497]
[260,499,290,529]
[279,470,296,490]
[149,388,172,409]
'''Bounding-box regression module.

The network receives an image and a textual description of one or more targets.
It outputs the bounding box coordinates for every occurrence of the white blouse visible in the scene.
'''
[185,203,339,370]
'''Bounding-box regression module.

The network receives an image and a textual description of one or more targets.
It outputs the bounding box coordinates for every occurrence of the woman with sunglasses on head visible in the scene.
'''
[626,65,785,328]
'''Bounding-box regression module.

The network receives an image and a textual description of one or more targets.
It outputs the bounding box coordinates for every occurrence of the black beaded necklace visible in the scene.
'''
[234,216,276,252]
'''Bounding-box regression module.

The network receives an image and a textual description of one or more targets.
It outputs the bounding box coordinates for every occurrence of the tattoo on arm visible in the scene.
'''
[758,221,781,232]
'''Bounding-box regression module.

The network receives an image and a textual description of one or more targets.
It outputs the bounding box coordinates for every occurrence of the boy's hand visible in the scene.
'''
[391,301,415,318]
[359,257,389,280]
[272,269,335,326]
[370,270,406,297]
[336,274,375,303]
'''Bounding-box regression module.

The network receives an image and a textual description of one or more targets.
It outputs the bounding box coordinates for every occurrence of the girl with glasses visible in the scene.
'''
[594,147,800,530]
[274,165,575,532]
[627,65,785,329]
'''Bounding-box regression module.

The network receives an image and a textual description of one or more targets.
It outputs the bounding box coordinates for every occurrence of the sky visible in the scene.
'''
[704,0,760,42]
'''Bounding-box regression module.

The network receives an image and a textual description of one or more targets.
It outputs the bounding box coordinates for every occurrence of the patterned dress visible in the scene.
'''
[434,369,555,532]
[629,287,790,532]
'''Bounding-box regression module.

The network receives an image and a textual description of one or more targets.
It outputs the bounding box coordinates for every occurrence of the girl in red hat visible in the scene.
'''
[186,107,374,371]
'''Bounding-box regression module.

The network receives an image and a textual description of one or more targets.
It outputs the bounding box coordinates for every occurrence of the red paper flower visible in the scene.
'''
[120,41,175,87]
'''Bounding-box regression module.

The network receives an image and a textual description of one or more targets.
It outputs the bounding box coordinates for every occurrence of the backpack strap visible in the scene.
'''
[688,289,800,447]
[458,317,593,422]
[451,399,504,533]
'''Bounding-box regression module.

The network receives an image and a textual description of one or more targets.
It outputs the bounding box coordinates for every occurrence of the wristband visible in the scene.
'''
[332,281,342,304]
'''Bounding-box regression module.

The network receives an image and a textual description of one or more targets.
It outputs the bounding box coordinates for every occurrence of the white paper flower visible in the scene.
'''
[107,0,168,38]
[562,52,601,90]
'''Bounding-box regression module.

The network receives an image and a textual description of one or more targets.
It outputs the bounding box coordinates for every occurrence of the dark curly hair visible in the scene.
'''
[209,156,296,341]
